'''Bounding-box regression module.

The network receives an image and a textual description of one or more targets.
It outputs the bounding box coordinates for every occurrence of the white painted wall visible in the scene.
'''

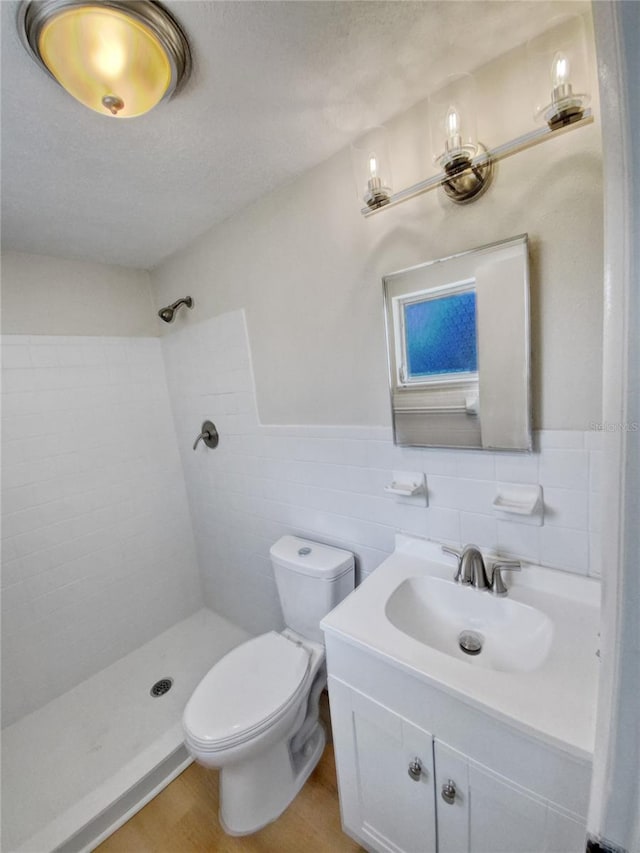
[1,251,156,337]
[152,38,604,432]
[1,334,202,726]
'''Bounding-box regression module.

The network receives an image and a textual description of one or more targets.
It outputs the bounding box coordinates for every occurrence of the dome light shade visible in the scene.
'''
[19,0,191,118]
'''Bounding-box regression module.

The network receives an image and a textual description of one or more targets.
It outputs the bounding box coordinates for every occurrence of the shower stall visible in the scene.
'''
[0,265,266,850]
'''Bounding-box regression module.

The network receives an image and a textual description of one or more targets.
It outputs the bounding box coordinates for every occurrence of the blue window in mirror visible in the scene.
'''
[403,289,478,380]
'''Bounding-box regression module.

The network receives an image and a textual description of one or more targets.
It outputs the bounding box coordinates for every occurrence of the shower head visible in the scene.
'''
[158,296,193,323]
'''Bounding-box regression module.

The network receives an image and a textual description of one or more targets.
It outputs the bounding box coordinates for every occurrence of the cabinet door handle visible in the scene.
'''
[408,758,423,781]
[441,779,457,804]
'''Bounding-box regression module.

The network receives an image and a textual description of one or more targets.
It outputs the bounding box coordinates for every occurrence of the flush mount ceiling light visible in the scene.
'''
[19,0,191,118]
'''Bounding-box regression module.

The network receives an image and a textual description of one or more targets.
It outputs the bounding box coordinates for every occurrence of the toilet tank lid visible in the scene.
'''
[270,536,354,578]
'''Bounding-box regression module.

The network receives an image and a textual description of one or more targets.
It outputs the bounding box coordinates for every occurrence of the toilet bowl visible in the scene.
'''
[184,629,326,834]
[182,536,354,835]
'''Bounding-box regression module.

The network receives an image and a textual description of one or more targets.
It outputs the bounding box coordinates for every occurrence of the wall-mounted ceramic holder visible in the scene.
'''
[384,472,428,506]
[492,483,543,525]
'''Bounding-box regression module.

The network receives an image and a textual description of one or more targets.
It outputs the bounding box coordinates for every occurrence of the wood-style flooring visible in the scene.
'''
[97,744,363,853]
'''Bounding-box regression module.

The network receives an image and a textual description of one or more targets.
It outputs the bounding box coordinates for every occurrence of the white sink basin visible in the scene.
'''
[321,534,601,758]
[385,576,554,672]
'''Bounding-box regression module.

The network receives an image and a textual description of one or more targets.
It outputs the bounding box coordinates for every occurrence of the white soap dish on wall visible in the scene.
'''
[492,483,543,525]
[384,472,428,506]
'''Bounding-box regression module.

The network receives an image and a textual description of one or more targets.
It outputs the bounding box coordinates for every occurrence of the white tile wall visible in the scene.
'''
[1,335,202,726]
[160,311,605,639]
[2,315,605,725]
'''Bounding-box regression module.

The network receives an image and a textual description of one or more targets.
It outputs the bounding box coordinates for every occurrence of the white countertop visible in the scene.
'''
[321,534,601,761]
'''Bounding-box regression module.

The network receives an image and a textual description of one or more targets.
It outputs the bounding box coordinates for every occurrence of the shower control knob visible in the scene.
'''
[441,779,457,804]
[192,421,219,451]
[408,758,423,781]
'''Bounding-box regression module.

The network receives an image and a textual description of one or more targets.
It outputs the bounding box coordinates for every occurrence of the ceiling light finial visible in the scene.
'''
[102,95,125,115]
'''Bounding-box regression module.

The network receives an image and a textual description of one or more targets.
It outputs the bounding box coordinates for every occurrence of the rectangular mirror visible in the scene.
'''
[383,234,532,451]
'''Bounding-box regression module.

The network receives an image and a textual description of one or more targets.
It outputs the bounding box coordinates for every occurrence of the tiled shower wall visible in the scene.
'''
[161,310,604,638]
[1,315,605,723]
[1,335,202,726]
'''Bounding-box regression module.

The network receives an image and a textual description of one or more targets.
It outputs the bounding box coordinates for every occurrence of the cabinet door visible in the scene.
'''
[544,807,587,853]
[328,677,436,853]
[434,741,586,853]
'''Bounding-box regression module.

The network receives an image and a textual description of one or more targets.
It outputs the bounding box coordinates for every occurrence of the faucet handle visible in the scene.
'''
[490,560,521,596]
[441,546,464,582]
[442,545,462,558]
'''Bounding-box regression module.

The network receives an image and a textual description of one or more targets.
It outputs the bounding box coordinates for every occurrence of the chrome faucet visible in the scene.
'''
[442,546,522,595]
[442,544,490,590]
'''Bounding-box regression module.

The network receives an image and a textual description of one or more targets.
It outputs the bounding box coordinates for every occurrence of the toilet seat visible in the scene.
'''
[183,632,311,752]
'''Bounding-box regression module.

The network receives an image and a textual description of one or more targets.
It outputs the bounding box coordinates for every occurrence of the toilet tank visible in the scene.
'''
[270,536,354,644]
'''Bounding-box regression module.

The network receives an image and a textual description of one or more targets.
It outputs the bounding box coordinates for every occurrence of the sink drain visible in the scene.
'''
[150,677,173,697]
[458,631,483,656]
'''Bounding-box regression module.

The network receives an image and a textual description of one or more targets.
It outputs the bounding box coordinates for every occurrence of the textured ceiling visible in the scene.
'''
[1,1,584,270]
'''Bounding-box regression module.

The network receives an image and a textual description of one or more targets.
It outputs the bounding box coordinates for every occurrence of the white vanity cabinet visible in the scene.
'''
[434,741,586,853]
[326,636,592,853]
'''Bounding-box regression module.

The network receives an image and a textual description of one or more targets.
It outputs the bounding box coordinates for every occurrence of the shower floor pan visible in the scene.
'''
[2,608,249,853]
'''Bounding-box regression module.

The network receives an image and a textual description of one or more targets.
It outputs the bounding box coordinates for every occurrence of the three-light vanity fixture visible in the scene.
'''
[351,13,592,213]
[18,0,191,117]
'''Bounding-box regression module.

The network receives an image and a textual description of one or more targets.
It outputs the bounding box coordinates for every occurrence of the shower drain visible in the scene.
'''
[150,677,173,697]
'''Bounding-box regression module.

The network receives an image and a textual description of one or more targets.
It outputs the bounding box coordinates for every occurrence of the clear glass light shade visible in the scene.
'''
[429,73,480,169]
[38,6,171,117]
[527,15,590,129]
[351,126,393,209]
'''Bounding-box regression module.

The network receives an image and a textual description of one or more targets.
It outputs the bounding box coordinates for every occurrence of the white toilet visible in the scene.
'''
[182,535,354,835]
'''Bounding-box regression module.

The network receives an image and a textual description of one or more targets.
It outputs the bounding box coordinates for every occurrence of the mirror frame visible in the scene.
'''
[383,234,532,451]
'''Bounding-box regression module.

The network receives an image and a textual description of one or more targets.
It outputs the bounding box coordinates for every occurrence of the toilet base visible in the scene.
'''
[218,721,326,836]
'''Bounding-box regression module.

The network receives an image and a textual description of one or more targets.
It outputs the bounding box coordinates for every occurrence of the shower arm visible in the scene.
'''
[169,297,192,312]
[158,296,193,323]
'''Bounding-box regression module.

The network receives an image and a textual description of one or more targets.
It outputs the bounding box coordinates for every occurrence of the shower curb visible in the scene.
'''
[18,739,192,853]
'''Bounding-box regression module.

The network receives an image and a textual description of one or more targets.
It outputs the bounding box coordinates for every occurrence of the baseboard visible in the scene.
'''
[586,834,628,853]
